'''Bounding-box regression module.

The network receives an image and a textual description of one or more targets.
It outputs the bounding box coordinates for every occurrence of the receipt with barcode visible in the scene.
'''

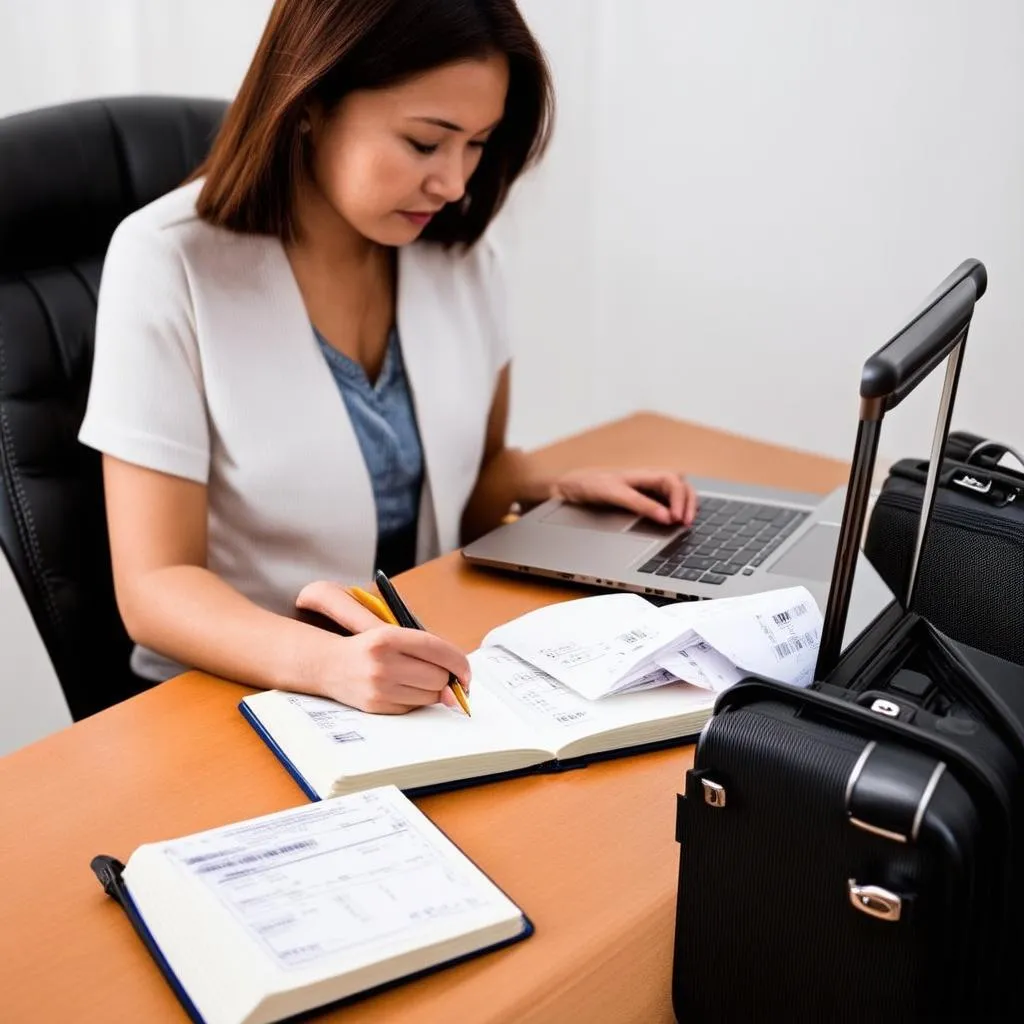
[655,586,823,689]
[481,587,823,699]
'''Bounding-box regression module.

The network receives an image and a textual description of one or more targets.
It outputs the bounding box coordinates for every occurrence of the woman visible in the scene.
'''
[79,0,697,714]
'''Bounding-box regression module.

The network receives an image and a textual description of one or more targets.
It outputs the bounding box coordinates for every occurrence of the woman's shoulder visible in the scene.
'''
[112,178,201,247]
[109,179,261,268]
[404,230,504,300]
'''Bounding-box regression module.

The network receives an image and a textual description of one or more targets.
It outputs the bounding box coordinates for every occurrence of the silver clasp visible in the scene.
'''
[847,880,902,922]
[702,779,726,808]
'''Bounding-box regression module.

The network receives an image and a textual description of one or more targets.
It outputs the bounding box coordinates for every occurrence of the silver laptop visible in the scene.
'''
[462,476,896,651]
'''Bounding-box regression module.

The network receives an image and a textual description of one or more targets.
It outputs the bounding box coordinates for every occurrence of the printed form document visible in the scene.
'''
[118,786,528,1024]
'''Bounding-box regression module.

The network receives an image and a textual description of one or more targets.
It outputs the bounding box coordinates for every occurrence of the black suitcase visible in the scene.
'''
[672,260,1024,1023]
[865,431,1024,665]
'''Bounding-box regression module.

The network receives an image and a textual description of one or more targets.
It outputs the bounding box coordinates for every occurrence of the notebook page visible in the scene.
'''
[470,646,713,754]
[243,684,543,797]
[480,592,690,699]
[159,787,520,972]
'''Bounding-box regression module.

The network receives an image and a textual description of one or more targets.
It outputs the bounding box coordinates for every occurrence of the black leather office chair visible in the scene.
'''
[0,96,226,720]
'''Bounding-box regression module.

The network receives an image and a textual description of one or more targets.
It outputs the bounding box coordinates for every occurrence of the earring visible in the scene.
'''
[298,118,311,134]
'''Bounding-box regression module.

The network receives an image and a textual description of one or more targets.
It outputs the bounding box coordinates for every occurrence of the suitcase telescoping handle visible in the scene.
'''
[815,259,988,677]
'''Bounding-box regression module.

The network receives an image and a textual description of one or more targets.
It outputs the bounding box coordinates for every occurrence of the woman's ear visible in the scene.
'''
[304,99,328,138]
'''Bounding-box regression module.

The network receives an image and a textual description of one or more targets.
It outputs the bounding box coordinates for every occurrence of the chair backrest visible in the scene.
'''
[0,96,226,719]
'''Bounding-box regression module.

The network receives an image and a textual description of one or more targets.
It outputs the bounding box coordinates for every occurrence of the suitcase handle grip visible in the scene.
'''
[861,259,986,409]
[817,258,987,677]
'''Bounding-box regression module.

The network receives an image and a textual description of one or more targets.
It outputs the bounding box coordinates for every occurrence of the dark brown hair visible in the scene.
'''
[193,0,553,246]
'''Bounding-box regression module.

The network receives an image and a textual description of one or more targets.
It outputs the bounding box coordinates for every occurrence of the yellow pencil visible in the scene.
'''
[447,678,472,716]
[347,586,399,625]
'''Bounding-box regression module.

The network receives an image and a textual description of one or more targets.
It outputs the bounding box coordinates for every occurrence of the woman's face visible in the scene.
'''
[310,54,509,246]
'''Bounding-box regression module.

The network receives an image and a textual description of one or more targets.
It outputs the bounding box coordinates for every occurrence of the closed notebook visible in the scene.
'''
[92,785,530,1024]
[241,589,821,800]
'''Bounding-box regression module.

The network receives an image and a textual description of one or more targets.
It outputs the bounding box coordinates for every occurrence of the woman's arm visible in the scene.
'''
[460,365,553,543]
[103,456,470,712]
[461,366,699,545]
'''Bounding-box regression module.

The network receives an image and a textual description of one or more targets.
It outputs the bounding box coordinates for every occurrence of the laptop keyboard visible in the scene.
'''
[636,497,809,585]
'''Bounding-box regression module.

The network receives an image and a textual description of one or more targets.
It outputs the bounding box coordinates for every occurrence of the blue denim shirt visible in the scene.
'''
[315,326,423,573]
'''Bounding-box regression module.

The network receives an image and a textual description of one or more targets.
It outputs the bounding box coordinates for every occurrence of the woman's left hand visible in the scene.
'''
[551,467,698,526]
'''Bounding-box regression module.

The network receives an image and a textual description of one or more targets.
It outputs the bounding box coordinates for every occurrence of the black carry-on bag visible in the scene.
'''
[672,260,1024,1023]
[865,428,1024,666]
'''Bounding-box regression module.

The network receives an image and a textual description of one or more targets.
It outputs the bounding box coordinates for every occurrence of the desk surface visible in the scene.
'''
[0,413,848,1024]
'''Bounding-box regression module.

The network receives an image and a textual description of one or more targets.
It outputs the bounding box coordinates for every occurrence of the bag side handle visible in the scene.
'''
[965,438,1024,474]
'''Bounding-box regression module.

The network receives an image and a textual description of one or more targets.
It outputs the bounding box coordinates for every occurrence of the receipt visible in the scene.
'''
[164,789,508,970]
[655,636,745,693]
[481,592,688,699]
[479,587,823,700]
[657,587,822,689]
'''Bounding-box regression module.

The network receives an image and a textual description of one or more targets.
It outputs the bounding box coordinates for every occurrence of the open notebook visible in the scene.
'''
[241,587,822,800]
[92,785,529,1024]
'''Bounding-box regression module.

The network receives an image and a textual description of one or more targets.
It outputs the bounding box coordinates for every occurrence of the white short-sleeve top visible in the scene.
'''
[78,180,509,680]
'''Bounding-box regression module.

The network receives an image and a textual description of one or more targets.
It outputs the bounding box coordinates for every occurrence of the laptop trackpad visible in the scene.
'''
[766,523,839,582]
[539,502,685,540]
[540,503,640,532]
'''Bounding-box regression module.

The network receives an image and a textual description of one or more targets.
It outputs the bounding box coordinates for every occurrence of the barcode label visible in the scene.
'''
[188,840,317,872]
[772,631,819,660]
[331,731,365,744]
[773,602,808,625]
[617,629,651,647]
[555,711,588,724]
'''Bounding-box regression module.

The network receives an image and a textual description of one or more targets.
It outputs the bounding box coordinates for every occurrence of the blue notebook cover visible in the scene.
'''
[240,701,322,802]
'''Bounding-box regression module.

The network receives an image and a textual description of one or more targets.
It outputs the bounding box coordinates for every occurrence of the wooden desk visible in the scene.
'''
[0,413,848,1024]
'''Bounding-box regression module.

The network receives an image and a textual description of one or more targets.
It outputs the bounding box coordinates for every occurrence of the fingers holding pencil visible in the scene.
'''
[373,571,472,717]
[294,579,471,715]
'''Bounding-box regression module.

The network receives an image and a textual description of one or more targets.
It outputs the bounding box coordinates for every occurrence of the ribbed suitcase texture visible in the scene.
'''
[674,702,981,1023]
[865,456,1024,665]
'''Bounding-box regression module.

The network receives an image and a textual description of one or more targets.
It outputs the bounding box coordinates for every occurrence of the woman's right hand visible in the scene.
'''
[295,581,471,715]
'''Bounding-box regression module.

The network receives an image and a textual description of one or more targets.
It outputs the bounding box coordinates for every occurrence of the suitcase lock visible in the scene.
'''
[847,881,902,922]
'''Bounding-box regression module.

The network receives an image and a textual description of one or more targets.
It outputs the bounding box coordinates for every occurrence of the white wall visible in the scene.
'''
[0,552,71,755]
[0,0,270,114]
[506,0,1024,461]
[1,1,1021,741]
[2,0,1020,459]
